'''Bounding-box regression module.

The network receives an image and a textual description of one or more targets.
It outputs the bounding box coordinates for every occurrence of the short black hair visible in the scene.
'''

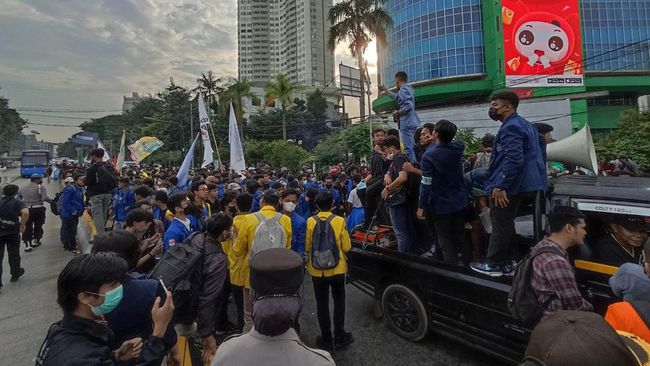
[372,128,386,137]
[490,90,520,109]
[314,192,333,212]
[125,208,153,227]
[235,192,253,213]
[191,180,207,193]
[142,178,155,188]
[245,179,259,194]
[387,128,399,137]
[481,134,495,148]
[261,189,280,207]
[134,200,153,210]
[133,185,153,198]
[90,148,105,158]
[92,230,141,270]
[533,123,554,135]
[206,212,233,238]
[422,122,436,133]
[282,188,300,200]
[57,253,128,313]
[381,135,401,150]
[548,206,586,233]
[154,190,168,204]
[118,176,130,184]
[352,173,362,184]
[395,71,408,82]
[168,176,178,185]
[220,191,238,209]
[434,119,457,144]
[2,184,19,197]
[168,193,188,213]
[306,188,319,201]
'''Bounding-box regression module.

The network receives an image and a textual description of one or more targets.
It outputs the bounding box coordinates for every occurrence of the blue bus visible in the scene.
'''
[20,150,51,178]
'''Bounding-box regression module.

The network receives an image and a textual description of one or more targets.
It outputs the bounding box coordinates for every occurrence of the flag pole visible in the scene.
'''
[208,123,222,170]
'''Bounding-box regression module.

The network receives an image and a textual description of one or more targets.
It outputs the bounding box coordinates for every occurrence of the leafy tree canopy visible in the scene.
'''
[595,110,650,168]
[0,95,27,154]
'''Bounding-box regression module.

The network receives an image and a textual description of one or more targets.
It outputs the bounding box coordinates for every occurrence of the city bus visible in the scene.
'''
[20,150,51,178]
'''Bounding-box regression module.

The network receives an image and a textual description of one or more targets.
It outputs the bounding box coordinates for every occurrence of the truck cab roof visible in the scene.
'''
[551,175,650,203]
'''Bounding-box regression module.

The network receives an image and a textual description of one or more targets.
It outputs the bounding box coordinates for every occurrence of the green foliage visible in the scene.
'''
[244,140,309,171]
[455,128,483,158]
[306,90,328,119]
[312,131,346,167]
[149,149,182,164]
[246,108,331,150]
[57,138,77,158]
[0,95,27,154]
[264,74,301,109]
[341,122,373,162]
[595,110,650,167]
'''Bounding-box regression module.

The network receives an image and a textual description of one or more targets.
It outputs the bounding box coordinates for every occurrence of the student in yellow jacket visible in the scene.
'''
[305,191,354,351]
[232,189,292,332]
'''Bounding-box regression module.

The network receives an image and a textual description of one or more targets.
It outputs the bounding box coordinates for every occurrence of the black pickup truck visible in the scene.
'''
[347,175,650,364]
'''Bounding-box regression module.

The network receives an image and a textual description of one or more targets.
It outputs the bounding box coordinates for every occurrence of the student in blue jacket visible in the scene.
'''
[111,177,135,230]
[281,188,306,257]
[470,91,548,277]
[60,174,86,252]
[163,193,193,250]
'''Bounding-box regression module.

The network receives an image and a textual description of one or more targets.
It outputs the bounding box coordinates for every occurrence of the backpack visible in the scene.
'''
[507,246,563,327]
[49,192,62,216]
[149,232,205,324]
[0,198,20,231]
[249,212,287,261]
[95,163,118,193]
[474,151,491,169]
[310,215,340,270]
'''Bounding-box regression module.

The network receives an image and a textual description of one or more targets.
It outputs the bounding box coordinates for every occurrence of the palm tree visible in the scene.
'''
[218,78,254,141]
[265,74,301,140]
[328,0,392,119]
[194,71,222,105]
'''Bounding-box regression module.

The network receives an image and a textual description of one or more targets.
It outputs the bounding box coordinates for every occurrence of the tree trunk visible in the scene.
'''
[282,107,287,140]
[358,53,366,120]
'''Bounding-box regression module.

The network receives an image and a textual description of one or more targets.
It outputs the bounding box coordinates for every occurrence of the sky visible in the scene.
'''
[0,0,378,144]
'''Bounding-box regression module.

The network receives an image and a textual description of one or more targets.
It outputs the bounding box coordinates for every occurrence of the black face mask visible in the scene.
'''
[325,184,333,189]
[488,107,501,121]
[228,207,237,214]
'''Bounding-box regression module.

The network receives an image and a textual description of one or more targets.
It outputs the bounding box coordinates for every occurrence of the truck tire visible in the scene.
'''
[381,284,429,341]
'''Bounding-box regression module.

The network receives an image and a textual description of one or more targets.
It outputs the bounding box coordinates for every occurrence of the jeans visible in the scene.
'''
[90,193,112,236]
[312,274,346,341]
[23,207,46,243]
[62,215,79,251]
[242,288,253,333]
[486,191,538,264]
[0,234,21,286]
[434,210,472,266]
[400,125,417,163]
[389,203,415,253]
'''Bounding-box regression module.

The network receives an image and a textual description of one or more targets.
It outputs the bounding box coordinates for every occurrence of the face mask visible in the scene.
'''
[302,180,307,185]
[325,184,333,189]
[228,206,237,214]
[387,152,395,160]
[488,107,502,121]
[283,202,296,212]
[89,284,123,316]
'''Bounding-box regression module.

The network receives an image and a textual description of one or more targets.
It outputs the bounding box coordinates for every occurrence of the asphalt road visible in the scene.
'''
[0,175,499,366]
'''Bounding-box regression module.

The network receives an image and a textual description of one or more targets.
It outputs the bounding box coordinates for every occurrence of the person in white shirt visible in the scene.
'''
[346,174,365,232]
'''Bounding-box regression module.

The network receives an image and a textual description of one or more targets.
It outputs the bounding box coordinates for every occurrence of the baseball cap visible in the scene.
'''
[523,311,637,366]
[227,182,240,191]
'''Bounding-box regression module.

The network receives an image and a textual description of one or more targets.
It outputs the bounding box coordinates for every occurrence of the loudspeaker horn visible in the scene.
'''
[546,123,599,173]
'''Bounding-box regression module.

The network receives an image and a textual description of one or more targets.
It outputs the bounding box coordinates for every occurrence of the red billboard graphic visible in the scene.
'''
[502,0,584,88]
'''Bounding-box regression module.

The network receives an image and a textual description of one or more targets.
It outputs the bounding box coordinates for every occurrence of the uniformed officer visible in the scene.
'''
[19,173,51,252]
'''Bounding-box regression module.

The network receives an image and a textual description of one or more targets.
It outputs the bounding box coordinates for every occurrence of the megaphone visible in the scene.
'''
[547,123,599,173]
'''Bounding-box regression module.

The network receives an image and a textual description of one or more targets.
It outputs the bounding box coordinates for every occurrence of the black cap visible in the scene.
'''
[250,248,303,297]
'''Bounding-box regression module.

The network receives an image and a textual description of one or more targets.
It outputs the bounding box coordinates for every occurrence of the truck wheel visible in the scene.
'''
[381,284,429,341]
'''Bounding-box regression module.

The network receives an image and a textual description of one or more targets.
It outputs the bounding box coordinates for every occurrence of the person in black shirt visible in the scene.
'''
[593,215,648,267]
[358,128,390,230]
[0,184,29,290]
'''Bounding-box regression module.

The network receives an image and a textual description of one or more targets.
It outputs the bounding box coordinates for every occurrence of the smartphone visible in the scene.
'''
[158,277,168,291]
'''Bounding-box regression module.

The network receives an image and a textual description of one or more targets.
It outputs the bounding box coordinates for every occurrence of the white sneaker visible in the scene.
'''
[25,244,33,252]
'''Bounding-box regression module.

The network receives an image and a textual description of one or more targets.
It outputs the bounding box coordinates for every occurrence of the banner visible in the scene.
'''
[177,135,199,189]
[198,94,214,168]
[116,131,126,170]
[228,103,246,173]
[502,0,583,87]
[127,136,163,164]
[72,131,99,145]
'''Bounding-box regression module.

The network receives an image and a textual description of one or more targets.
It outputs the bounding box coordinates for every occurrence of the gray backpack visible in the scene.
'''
[249,212,287,261]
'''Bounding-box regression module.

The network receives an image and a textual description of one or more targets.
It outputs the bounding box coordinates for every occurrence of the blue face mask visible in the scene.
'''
[89,284,124,316]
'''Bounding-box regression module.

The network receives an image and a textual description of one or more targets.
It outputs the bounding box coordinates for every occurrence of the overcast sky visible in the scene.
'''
[0,0,376,144]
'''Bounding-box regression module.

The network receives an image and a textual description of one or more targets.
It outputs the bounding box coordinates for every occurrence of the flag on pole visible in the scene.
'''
[96,140,111,162]
[177,135,199,189]
[198,94,214,168]
[116,130,126,170]
[228,103,246,173]
[128,136,164,164]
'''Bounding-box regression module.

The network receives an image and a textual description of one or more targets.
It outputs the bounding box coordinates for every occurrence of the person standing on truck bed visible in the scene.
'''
[470,91,547,277]
[84,148,118,237]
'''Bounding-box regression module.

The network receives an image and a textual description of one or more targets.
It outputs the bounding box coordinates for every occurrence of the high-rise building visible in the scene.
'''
[238,0,335,88]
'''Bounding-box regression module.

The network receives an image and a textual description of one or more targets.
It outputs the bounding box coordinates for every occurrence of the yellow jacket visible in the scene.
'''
[305,211,351,278]
[232,205,293,288]
[225,214,247,286]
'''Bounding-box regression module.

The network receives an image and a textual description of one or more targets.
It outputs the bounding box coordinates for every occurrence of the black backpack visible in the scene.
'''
[0,197,20,231]
[95,163,118,193]
[310,215,340,270]
[49,192,62,216]
[508,246,563,327]
[149,232,205,324]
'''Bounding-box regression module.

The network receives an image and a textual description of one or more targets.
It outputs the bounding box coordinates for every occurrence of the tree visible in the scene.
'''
[595,110,650,168]
[455,128,482,159]
[244,139,309,171]
[313,131,346,167]
[265,74,301,140]
[0,95,27,154]
[306,89,328,120]
[328,0,392,119]
[218,78,254,141]
[341,122,373,163]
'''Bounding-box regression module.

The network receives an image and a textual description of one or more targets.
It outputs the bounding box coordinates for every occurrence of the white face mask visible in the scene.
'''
[386,152,395,160]
[283,202,296,213]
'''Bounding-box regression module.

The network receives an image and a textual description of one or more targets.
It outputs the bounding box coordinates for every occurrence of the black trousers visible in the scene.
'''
[62,215,79,251]
[486,191,538,264]
[433,210,472,266]
[312,274,346,341]
[0,233,21,286]
[217,277,232,330]
[24,207,46,243]
[363,178,387,226]
[231,284,245,330]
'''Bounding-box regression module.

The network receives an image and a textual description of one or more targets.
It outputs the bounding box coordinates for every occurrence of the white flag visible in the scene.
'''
[96,140,111,162]
[198,94,214,168]
[177,135,199,189]
[116,130,126,170]
[228,103,246,173]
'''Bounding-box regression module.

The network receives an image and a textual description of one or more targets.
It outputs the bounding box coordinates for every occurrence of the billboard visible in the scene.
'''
[502,0,584,88]
[339,63,362,97]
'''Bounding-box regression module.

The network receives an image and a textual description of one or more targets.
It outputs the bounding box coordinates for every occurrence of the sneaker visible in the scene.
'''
[315,336,333,351]
[334,332,354,350]
[10,268,25,282]
[502,261,517,276]
[32,239,42,247]
[420,247,436,258]
[469,261,504,277]
[24,243,33,252]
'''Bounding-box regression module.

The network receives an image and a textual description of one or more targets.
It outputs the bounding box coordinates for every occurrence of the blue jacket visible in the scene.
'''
[163,218,191,250]
[296,194,311,219]
[319,187,341,206]
[484,113,548,194]
[216,184,225,199]
[112,187,135,222]
[251,191,262,212]
[289,211,306,256]
[419,141,469,215]
[60,185,85,219]
[388,84,420,129]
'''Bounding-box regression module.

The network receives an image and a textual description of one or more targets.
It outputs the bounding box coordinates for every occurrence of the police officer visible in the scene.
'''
[19,173,51,252]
